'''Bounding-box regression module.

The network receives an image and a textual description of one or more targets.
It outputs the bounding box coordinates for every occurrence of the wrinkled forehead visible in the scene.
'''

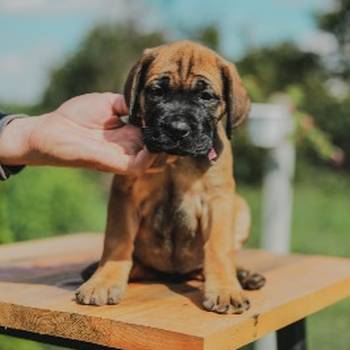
[146,46,222,93]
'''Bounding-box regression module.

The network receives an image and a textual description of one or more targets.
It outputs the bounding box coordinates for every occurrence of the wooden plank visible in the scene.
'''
[0,233,102,264]
[0,233,349,350]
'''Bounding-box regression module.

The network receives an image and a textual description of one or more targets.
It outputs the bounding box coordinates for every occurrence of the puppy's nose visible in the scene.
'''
[166,120,191,139]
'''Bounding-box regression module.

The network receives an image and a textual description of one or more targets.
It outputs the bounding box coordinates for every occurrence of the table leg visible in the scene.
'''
[277,318,307,350]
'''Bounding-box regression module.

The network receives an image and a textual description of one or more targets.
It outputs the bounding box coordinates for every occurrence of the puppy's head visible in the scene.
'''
[124,40,250,159]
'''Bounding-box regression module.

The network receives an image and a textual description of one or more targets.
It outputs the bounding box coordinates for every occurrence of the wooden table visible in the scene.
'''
[0,233,349,350]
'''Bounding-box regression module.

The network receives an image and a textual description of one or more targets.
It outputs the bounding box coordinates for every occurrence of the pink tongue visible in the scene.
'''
[208,148,217,161]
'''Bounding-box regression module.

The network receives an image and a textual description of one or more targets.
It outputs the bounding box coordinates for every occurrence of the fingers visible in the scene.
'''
[103,116,125,130]
[102,94,129,130]
[127,147,157,175]
[111,94,129,117]
[82,140,156,176]
[94,144,156,176]
[83,141,133,173]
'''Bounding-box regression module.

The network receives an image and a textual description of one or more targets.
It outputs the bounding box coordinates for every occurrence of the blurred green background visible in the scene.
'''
[0,0,349,349]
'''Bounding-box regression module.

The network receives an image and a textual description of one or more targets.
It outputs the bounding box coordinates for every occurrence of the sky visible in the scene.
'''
[0,0,336,105]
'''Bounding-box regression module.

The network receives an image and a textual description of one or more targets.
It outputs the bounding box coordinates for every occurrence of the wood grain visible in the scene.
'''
[0,233,349,350]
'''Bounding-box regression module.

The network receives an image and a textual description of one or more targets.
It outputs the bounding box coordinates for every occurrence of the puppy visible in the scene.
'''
[76,41,265,314]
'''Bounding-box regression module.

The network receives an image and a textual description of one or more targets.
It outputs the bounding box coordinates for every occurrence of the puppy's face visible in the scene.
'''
[124,41,250,159]
[142,73,220,157]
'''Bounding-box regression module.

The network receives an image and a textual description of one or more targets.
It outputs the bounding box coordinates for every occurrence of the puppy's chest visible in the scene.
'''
[151,181,199,243]
[133,164,207,273]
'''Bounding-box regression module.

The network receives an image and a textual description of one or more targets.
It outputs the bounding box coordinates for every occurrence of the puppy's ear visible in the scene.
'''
[124,47,162,126]
[219,59,251,139]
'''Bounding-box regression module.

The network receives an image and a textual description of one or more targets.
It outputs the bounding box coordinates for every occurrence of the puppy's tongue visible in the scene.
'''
[208,148,217,161]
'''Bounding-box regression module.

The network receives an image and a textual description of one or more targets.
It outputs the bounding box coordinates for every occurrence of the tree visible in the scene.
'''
[317,0,350,81]
[237,42,325,101]
[237,40,350,170]
[40,24,165,111]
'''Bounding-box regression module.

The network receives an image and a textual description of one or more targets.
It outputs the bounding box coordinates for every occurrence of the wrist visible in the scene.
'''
[0,115,42,165]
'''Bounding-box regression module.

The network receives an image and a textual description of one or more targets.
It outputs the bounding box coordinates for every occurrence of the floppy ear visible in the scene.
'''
[124,47,162,127]
[220,59,251,139]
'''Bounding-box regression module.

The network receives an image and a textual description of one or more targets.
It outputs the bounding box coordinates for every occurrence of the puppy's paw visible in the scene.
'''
[237,268,266,290]
[202,288,250,314]
[75,279,126,306]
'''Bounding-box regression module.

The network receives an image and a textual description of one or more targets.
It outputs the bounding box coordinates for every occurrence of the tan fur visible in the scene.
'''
[76,41,253,314]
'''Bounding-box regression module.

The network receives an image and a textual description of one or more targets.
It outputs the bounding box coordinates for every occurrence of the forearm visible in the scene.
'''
[0,115,43,166]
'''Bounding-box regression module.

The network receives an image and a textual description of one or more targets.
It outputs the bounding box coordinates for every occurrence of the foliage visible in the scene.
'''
[235,0,350,171]
[0,335,67,350]
[303,91,350,168]
[0,336,44,350]
[0,167,107,242]
[317,0,350,81]
[191,25,220,52]
[39,24,165,112]
[232,128,265,184]
[0,187,12,243]
[237,42,325,100]
[237,42,349,173]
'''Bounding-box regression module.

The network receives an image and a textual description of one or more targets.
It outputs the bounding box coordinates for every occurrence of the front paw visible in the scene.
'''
[203,287,250,314]
[75,279,126,306]
[237,268,266,290]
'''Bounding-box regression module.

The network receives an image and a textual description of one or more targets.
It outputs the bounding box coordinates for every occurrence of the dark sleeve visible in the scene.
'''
[0,113,25,181]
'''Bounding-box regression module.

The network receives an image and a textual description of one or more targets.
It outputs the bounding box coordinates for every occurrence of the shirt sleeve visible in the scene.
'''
[0,113,26,181]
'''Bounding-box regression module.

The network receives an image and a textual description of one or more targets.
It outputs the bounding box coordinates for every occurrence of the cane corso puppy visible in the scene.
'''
[76,41,265,314]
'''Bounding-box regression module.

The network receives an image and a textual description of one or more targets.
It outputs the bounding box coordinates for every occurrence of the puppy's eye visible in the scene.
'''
[149,85,164,97]
[200,91,216,101]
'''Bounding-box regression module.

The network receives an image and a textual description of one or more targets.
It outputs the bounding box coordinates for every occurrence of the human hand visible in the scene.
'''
[0,93,156,175]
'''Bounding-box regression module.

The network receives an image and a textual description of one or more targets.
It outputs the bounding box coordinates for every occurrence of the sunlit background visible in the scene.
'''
[0,0,338,104]
[0,0,349,349]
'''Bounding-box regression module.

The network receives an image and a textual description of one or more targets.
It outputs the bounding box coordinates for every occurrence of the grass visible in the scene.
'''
[0,164,349,349]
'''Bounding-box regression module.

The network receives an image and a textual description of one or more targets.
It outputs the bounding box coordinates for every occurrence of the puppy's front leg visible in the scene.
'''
[203,194,250,314]
[76,183,138,306]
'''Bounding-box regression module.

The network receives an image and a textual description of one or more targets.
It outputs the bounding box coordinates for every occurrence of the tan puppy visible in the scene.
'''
[76,41,265,314]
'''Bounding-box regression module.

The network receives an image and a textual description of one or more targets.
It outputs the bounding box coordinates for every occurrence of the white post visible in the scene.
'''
[247,103,295,350]
[261,141,295,253]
